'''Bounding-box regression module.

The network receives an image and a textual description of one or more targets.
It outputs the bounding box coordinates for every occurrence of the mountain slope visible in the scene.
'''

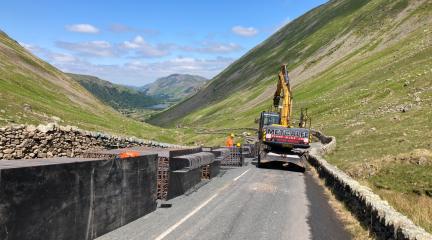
[140,74,207,101]
[150,0,429,126]
[149,0,432,231]
[0,30,176,142]
[68,73,161,110]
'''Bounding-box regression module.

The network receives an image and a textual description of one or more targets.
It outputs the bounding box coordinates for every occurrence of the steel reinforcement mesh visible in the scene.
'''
[220,147,243,167]
[201,164,210,179]
[157,157,169,200]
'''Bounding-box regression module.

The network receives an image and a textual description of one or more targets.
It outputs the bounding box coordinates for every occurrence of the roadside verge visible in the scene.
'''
[309,131,431,240]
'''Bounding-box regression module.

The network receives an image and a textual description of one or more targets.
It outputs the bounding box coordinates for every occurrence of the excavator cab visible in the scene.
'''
[261,112,280,126]
[258,112,280,140]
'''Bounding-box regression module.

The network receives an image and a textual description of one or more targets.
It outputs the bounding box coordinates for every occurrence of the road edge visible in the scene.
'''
[308,130,431,240]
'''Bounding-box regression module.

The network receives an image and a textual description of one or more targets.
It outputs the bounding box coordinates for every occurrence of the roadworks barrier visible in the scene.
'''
[309,131,432,240]
[0,154,158,240]
[167,151,216,199]
[0,146,222,240]
[167,168,202,199]
[82,147,219,201]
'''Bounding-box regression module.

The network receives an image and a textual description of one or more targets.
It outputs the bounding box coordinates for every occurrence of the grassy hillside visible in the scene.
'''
[150,0,432,231]
[141,74,207,102]
[69,73,162,110]
[0,31,177,143]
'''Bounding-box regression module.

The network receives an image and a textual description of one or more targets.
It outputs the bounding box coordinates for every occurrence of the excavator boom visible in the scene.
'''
[274,65,293,127]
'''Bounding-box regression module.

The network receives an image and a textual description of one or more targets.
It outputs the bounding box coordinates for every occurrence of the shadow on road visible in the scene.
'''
[252,161,306,173]
[305,173,352,240]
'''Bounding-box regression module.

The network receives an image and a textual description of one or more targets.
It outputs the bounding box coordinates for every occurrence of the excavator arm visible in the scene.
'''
[273,65,292,127]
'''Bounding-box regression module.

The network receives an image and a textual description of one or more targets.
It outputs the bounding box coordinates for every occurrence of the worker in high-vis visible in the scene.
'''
[225,133,234,147]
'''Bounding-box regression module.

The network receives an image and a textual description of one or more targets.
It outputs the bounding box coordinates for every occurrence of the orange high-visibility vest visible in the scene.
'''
[225,137,234,147]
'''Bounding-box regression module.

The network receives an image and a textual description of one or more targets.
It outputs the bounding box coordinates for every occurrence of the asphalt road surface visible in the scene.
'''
[97,159,351,240]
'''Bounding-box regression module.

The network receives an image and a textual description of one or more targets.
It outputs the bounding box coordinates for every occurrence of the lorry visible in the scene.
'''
[257,65,311,168]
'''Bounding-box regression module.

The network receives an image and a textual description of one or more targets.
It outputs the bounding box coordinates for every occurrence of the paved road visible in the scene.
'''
[97,160,351,240]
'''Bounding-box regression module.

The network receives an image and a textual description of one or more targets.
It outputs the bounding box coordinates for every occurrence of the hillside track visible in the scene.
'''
[97,159,351,240]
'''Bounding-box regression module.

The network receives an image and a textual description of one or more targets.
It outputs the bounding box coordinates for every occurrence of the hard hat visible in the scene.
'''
[230,133,235,137]
[236,143,241,147]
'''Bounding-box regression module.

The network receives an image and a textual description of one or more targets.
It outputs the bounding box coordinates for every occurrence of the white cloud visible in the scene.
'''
[122,36,145,49]
[50,53,78,63]
[21,42,77,62]
[121,35,170,58]
[21,39,236,85]
[56,40,116,57]
[20,42,43,53]
[52,55,233,85]
[66,24,100,34]
[121,56,234,83]
[232,26,258,37]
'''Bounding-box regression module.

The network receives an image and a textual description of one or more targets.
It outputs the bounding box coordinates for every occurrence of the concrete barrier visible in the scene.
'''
[166,152,216,199]
[168,147,203,158]
[171,152,215,170]
[209,148,229,158]
[309,131,432,240]
[209,160,221,178]
[0,154,158,240]
[167,168,202,200]
[85,147,219,201]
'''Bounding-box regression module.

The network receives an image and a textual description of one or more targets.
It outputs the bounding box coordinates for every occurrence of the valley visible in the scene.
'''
[1,0,431,238]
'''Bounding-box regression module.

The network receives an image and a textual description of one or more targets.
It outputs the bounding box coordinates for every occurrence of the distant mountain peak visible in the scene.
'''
[140,73,208,101]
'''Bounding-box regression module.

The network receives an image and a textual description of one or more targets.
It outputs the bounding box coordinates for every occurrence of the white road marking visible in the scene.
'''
[153,168,251,240]
[153,193,219,240]
[234,169,250,181]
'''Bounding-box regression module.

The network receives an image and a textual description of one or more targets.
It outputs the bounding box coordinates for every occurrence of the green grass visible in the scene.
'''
[0,31,179,143]
[371,164,432,195]
[150,0,417,126]
[1,0,431,231]
[295,38,432,233]
[156,0,432,231]
[68,73,163,110]
[0,73,177,142]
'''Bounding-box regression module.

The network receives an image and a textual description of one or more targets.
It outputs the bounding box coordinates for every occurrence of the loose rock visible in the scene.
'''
[0,123,179,160]
[3,149,14,154]
[23,103,32,111]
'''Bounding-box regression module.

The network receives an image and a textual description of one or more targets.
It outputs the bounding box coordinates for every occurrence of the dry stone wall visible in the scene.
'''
[0,123,176,160]
[309,131,431,240]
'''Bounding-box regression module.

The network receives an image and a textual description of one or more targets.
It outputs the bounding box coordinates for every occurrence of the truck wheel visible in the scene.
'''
[257,147,265,168]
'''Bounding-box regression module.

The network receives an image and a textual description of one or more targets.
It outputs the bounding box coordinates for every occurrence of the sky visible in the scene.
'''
[1,0,327,86]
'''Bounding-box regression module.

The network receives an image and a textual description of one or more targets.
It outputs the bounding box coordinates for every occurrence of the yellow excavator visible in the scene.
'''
[257,64,311,168]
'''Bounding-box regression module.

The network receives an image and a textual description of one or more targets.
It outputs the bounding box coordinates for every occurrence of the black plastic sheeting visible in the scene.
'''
[0,155,158,240]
